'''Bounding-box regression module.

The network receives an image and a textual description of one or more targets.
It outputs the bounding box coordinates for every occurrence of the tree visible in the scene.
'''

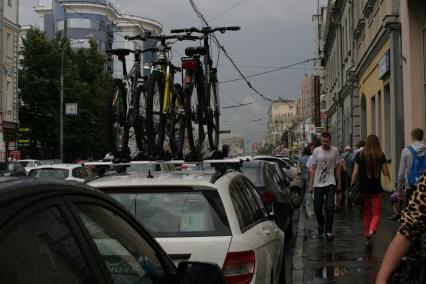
[19,29,111,161]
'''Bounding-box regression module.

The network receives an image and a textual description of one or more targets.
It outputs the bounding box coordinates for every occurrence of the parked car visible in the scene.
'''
[17,159,42,173]
[250,156,303,208]
[0,177,225,284]
[0,161,27,177]
[89,168,287,283]
[27,163,96,183]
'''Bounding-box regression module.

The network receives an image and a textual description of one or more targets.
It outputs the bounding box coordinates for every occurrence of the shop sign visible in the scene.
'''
[18,127,31,147]
[320,113,328,127]
[378,50,390,79]
[9,150,21,161]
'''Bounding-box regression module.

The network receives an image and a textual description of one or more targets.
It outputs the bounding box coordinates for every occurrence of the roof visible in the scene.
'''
[88,171,222,189]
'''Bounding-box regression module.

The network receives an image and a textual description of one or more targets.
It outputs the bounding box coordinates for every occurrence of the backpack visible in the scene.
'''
[407,145,426,188]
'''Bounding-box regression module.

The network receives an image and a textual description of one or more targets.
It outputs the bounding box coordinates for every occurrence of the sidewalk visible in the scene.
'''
[291,197,399,283]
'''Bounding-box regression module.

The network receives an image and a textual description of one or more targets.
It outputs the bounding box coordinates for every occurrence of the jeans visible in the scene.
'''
[361,192,383,236]
[314,185,336,234]
[301,176,308,207]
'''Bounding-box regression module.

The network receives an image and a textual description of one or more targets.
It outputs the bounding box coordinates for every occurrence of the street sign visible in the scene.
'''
[65,103,78,116]
[18,127,31,147]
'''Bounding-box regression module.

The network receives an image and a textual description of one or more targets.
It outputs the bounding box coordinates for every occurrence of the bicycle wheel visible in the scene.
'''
[133,84,146,152]
[207,79,220,150]
[168,84,186,159]
[185,73,205,159]
[146,70,166,157]
[107,79,129,156]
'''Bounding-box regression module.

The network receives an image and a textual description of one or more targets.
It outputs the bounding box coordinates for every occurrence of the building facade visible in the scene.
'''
[266,99,298,145]
[1,0,19,161]
[400,1,426,143]
[221,135,244,157]
[33,0,162,77]
[320,0,403,179]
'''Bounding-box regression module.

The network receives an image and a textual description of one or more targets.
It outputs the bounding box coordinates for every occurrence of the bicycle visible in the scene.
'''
[170,26,240,159]
[106,37,157,159]
[143,33,199,159]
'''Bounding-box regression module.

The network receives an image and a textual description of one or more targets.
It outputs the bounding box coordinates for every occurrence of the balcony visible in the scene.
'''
[363,0,377,18]
[353,18,366,40]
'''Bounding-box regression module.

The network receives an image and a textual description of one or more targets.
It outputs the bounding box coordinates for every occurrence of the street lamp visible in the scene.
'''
[59,39,84,162]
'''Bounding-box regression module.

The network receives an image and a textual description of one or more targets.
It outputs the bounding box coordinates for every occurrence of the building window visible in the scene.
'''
[377,91,382,143]
[68,18,91,29]
[6,33,13,58]
[56,20,64,31]
[371,95,376,135]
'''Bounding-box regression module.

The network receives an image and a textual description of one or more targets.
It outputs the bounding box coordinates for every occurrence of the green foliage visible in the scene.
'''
[19,29,111,160]
[257,143,274,155]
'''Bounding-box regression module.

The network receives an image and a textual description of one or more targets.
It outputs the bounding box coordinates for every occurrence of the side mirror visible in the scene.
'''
[177,261,225,284]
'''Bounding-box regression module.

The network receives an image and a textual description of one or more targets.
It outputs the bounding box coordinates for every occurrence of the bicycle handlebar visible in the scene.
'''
[124,35,146,41]
[170,26,241,34]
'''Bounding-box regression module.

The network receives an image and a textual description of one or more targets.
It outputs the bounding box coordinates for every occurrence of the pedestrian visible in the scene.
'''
[297,147,311,208]
[397,128,425,207]
[336,145,353,210]
[308,132,341,241]
[375,172,426,284]
[351,134,390,250]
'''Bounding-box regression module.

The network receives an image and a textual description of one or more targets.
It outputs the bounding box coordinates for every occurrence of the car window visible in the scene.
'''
[241,178,269,218]
[28,168,69,179]
[111,191,231,238]
[35,161,42,166]
[0,206,95,283]
[18,161,29,167]
[239,164,262,187]
[75,204,169,284]
[237,179,268,222]
[72,167,89,179]
[230,179,266,231]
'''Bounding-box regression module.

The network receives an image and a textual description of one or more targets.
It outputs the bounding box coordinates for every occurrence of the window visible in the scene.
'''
[110,191,230,238]
[68,18,91,29]
[56,20,64,31]
[371,95,376,135]
[72,167,90,179]
[6,33,13,58]
[0,207,95,283]
[28,168,69,180]
[377,91,382,143]
[76,204,168,284]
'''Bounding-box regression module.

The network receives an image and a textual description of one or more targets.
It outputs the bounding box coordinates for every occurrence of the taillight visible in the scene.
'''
[261,191,276,205]
[182,59,198,70]
[222,250,255,284]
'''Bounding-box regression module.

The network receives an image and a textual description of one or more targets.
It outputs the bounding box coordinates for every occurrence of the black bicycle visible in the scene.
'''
[171,26,240,158]
[106,36,157,159]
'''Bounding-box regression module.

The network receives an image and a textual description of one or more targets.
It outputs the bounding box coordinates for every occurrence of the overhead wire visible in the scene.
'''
[208,0,252,22]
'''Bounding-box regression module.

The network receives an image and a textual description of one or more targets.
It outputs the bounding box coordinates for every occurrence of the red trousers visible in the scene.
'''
[361,192,383,236]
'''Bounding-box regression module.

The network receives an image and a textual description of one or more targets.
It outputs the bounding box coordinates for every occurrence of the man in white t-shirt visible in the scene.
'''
[309,132,341,241]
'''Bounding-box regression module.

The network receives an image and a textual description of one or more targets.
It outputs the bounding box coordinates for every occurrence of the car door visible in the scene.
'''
[66,196,177,284]
[0,197,104,283]
[229,177,283,283]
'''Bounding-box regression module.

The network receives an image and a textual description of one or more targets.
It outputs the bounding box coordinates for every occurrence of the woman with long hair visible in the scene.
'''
[351,134,390,249]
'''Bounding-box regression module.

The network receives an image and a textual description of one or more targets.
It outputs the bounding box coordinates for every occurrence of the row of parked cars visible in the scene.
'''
[0,155,301,284]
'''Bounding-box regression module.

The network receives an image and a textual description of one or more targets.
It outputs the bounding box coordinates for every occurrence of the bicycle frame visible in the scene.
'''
[119,51,143,119]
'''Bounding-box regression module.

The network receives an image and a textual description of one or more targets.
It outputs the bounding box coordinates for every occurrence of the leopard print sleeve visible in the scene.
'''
[398,173,426,240]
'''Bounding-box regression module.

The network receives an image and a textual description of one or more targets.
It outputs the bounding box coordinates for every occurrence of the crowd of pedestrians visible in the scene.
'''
[297,128,426,283]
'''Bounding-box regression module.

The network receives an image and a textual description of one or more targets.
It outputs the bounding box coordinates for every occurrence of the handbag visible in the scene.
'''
[349,183,362,205]
[381,172,393,192]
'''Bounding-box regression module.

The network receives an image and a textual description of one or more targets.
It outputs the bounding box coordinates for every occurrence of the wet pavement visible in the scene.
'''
[291,195,400,284]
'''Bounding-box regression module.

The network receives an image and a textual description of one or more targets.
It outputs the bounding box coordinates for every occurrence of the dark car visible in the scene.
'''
[0,161,27,177]
[239,160,294,237]
[0,178,225,284]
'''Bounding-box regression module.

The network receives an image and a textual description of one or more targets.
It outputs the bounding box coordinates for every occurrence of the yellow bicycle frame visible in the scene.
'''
[162,64,180,114]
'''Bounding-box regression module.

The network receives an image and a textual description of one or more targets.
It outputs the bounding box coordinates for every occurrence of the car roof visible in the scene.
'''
[0,177,100,204]
[89,170,242,190]
[29,163,82,170]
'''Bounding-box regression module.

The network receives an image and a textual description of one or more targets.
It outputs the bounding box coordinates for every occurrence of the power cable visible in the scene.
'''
[222,102,253,109]
[189,0,272,102]
[220,58,315,84]
[208,0,251,22]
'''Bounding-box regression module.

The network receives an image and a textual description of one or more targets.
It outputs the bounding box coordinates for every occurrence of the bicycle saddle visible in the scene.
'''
[185,46,206,56]
[107,48,133,57]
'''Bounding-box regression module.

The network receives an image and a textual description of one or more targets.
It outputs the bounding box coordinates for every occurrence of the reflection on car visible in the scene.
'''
[0,178,225,284]
[27,163,96,182]
[89,168,286,283]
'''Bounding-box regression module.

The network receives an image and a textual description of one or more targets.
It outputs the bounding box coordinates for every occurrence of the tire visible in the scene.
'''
[207,79,220,150]
[168,84,186,159]
[290,187,302,208]
[146,70,166,157]
[133,85,145,152]
[107,79,129,156]
[185,73,205,159]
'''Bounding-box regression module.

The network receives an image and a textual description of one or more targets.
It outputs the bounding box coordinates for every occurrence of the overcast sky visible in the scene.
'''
[19,0,320,144]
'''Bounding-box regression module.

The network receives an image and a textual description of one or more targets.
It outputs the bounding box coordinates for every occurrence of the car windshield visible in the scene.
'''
[110,190,231,238]
[28,168,69,180]
[17,161,30,167]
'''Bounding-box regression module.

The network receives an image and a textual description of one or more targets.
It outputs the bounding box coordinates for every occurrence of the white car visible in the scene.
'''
[89,167,286,283]
[17,159,42,173]
[27,163,95,182]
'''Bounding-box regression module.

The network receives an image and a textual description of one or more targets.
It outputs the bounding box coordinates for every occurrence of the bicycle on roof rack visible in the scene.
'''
[143,33,199,159]
[170,26,240,159]
[106,35,157,160]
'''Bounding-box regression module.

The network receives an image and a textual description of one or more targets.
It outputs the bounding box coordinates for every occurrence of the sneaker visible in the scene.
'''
[318,227,324,235]
[325,233,334,241]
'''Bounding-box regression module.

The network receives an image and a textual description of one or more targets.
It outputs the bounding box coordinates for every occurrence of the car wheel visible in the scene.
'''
[290,187,302,208]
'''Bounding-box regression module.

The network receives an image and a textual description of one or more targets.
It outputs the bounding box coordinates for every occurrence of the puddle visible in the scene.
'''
[315,265,363,280]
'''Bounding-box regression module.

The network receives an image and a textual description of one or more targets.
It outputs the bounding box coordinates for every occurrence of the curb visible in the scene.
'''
[291,207,306,283]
